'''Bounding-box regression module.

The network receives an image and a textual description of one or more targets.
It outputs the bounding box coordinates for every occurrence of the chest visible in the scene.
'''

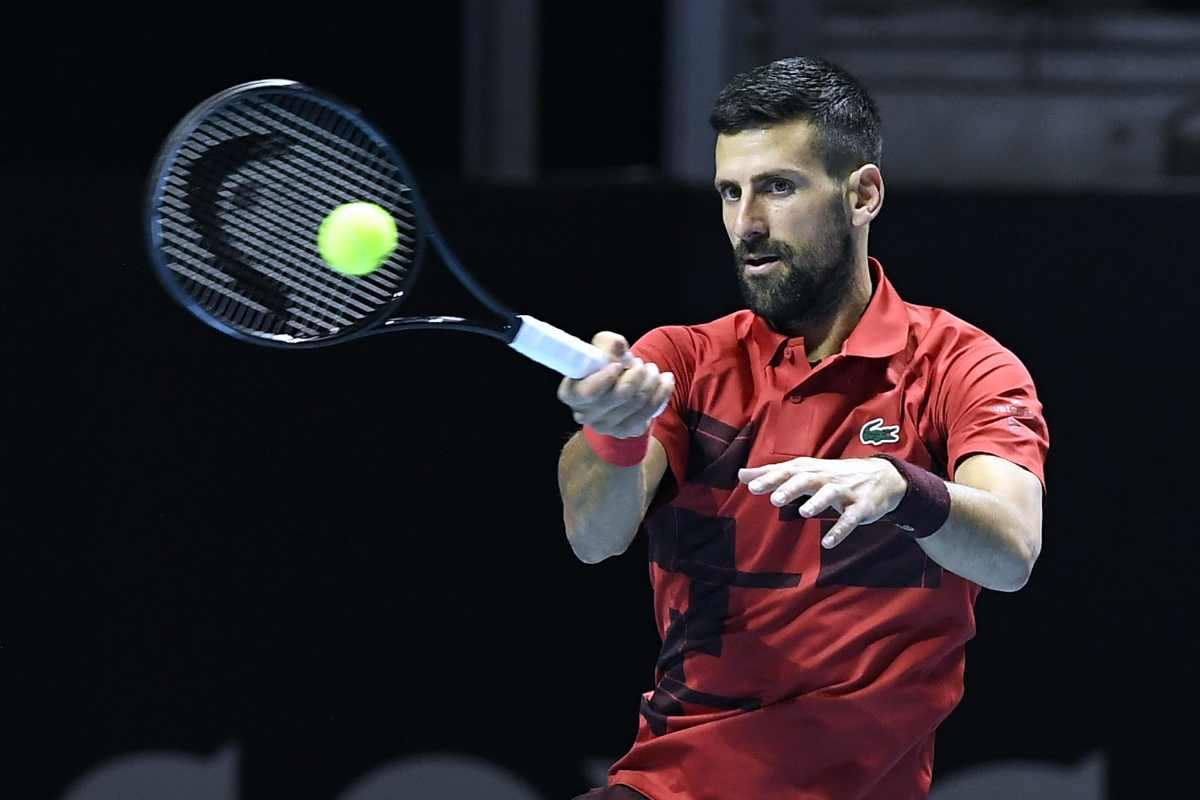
[685,351,943,478]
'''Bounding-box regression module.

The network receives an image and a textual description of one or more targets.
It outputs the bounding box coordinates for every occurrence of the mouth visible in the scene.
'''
[742,254,782,275]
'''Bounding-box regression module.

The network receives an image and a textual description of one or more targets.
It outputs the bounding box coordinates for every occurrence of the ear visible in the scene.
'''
[846,164,884,227]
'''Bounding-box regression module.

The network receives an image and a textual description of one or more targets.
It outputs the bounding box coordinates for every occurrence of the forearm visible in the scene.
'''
[557,431,648,563]
[739,453,1043,592]
[916,481,1040,592]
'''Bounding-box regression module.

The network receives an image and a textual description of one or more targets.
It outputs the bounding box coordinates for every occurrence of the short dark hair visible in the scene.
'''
[709,56,882,179]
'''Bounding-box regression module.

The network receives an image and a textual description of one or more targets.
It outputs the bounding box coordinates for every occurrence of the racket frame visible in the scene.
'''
[145,80,611,379]
[145,79,518,349]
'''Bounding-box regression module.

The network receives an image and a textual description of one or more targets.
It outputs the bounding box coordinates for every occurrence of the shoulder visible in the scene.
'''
[907,302,1031,375]
[904,304,1041,424]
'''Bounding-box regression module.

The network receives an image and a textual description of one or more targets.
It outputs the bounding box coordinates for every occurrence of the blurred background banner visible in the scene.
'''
[5,2,1197,798]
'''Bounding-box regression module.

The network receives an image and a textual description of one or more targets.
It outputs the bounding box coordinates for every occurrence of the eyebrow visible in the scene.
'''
[713,169,807,190]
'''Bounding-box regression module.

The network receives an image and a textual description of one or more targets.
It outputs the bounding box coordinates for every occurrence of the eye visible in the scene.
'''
[718,184,741,202]
[767,178,794,194]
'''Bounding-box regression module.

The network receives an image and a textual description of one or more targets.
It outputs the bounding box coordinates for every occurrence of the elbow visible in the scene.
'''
[574,548,611,565]
[997,563,1032,592]
[564,523,621,565]
[995,532,1040,592]
[569,540,618,565]
[985,561,1031,593]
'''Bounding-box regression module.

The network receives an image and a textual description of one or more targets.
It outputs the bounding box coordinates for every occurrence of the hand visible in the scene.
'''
[557,331,675,439]
[738,457,908,548]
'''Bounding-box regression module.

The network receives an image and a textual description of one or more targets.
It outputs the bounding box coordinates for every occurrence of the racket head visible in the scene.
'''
[145,79,430,348]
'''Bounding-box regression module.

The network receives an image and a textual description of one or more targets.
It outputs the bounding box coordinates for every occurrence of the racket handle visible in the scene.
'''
[509,315,613,379]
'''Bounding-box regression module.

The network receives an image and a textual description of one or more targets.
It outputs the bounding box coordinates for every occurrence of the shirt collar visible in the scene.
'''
[737,257,910,366]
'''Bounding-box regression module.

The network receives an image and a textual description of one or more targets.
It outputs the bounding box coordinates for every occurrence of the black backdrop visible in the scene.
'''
[6,14,1197,800]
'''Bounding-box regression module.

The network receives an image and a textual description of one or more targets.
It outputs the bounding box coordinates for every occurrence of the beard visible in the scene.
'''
[734,200,855,332]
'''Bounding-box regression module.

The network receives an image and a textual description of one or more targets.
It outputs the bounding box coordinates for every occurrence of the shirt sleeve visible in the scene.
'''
[937,338,1050,492]
[630,326,695,493]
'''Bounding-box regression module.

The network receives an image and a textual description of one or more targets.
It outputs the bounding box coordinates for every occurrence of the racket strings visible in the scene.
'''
[233,100,417,226]
[155,90,419,341]
[162,137,376,335]
[218,97,407,326]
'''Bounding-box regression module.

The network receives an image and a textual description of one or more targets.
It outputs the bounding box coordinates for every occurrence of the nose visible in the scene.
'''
[732,196,768,245]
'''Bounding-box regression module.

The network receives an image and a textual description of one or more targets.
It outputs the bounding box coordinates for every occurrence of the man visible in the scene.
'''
[557,57,1048,800]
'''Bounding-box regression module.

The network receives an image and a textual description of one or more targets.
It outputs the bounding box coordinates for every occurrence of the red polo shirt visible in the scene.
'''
[608,258,1049,800]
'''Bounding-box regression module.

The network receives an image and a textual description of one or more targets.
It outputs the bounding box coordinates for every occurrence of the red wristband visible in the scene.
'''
[583,426,650,467]
[872,455,951,539]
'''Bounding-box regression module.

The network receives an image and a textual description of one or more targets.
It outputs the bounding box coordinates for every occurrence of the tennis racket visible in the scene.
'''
[144,79,611,379]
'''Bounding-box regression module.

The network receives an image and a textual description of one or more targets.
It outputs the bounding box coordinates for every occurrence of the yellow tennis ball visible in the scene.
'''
[317,202,398,276]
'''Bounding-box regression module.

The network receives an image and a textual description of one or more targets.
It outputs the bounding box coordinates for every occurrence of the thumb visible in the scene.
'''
[591,331,633,364]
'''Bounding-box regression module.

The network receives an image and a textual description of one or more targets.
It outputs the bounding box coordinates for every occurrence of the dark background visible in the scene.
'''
[6,7,1197,799]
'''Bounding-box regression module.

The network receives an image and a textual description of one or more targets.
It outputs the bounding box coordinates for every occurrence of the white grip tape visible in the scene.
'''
[509,315,612,379]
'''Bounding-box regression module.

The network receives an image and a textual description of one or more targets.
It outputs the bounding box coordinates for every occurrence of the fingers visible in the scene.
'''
[798,483,842,518]
[584,358,653,421]
[556,331,637,412]
[740,460,812,497]
[822,507,865,549]
[557,330,681,437]
[765,473,825,507]
[738,457,889,548]
[591,330,632,363]
[647,370,675,419]
[742,469,790,496]
[606,370,676,437]
[562,358,676,437]
[738,458,813,486]
[614,360,661,407]
[557,360,626,407]
[738,465,774,483]
[591,364,675,436]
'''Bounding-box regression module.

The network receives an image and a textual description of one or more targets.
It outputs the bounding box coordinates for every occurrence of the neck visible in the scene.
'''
[774,252,874,361]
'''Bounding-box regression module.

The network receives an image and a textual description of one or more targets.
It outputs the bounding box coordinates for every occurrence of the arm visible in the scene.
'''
[740,335,1047,591]
[738,452,1043,592]
[913,453,1042,591]
[558,434,669,563]
[921,335,1048,590]
[556,331,677,564]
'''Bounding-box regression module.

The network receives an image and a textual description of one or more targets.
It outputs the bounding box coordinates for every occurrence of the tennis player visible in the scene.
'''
[557,56,1049,800]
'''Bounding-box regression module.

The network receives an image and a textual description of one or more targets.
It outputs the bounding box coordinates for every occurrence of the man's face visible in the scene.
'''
[714,119,854,329]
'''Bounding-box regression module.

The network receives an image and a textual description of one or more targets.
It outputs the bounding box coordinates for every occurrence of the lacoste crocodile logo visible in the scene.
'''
[860,418,900,445]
